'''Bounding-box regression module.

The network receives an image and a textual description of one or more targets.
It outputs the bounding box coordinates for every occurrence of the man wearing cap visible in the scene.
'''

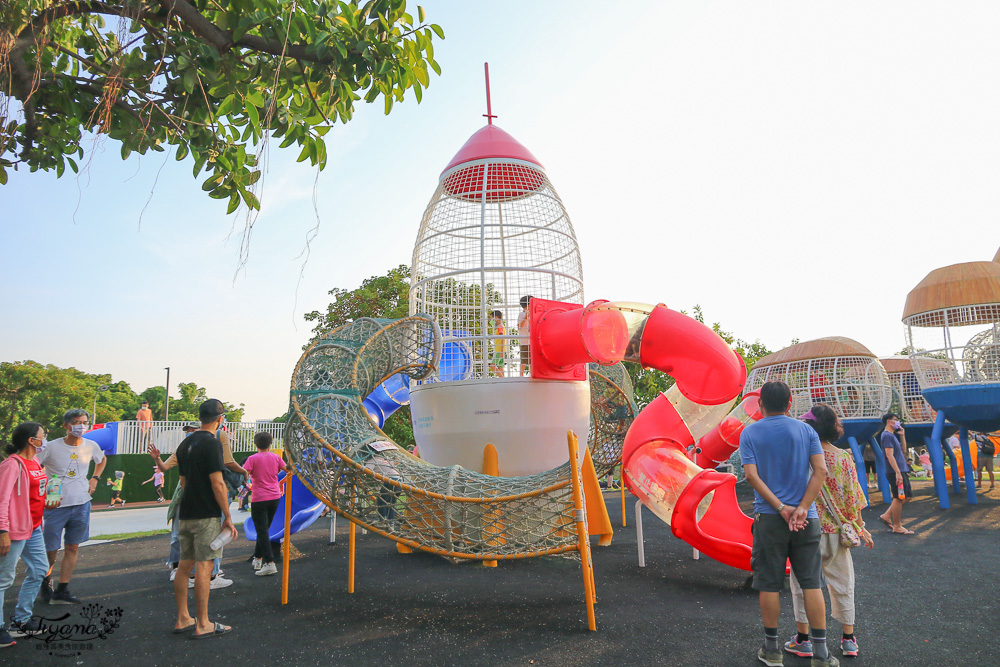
[172,399,237,638]
[151,421,245,587]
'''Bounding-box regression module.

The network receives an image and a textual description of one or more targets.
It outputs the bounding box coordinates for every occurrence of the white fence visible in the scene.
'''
[113,420,286,455]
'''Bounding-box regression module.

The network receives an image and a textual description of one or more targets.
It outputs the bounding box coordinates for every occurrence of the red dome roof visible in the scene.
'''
[441,124,543,175]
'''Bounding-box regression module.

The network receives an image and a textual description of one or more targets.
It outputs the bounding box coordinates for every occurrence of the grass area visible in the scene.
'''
[91,529,170,541]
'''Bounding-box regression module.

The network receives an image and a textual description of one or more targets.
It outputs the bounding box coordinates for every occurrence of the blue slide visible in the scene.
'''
[245,338,473,542]
[243,472,326,542]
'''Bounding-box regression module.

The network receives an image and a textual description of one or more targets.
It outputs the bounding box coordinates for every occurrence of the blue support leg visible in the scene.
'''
[870,436,892,504]
[847,437,867,504]
[959,427,978,505]
[945,435,961,493]
[929,411,950,509]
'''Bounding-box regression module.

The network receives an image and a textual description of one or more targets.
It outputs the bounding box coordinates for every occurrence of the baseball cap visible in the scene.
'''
[198,399,227,421]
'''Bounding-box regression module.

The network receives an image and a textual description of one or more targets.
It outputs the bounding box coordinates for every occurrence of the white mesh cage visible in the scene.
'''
[745,356,892,420]
[905,304,1000,389]
[886,370,935,423]
[410,157,584,382]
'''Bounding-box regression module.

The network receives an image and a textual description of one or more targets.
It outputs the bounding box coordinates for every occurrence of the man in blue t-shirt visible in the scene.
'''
[878,412,914,534]
[740,381,836,667]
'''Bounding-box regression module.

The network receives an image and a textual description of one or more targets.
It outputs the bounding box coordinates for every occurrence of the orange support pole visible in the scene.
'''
[348,522,356,594]
[483,443,501,567]
[620,484,626,527]
[281,472,292,605]
[568,431,597,631]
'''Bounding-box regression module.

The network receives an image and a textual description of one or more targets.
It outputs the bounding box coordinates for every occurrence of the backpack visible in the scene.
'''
[977,434,995,457]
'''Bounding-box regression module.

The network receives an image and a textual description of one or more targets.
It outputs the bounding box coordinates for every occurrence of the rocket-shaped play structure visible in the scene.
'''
[281,67,773,628]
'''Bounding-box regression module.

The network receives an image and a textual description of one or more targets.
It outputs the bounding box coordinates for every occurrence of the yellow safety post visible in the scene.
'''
[580,447,613,546]
[483,443,501,567]
[348,522,356,593]
[567,431,597,631]
[281,471,293,605]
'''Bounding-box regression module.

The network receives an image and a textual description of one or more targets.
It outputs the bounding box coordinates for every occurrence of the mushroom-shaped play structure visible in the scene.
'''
[744,337,893,501]
[903,248,1000,507]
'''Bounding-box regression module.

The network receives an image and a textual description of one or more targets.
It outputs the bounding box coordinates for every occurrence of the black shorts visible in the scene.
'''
[864,460,876,476]
[750,513,824,592]
[886,470,912,500]
[110,490,121,500]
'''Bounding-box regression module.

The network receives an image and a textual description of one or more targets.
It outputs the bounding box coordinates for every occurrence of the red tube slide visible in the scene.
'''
[532,299,762,571]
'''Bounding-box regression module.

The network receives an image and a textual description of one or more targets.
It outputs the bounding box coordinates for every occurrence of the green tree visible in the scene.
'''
[0,1,443,213]
[304,263,410,338]
[0,360,138,447]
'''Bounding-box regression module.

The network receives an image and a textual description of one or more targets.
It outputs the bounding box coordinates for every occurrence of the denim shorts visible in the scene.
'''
[43,502,92,550]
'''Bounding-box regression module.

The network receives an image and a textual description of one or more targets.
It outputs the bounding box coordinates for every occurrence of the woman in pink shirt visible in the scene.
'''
[0,422,57,645]
[243,432,289,577]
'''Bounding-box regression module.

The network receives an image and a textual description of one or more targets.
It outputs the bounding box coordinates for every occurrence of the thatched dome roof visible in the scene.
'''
[902,259,1000,326]
[755,337,875,368]
[879,356,913,374]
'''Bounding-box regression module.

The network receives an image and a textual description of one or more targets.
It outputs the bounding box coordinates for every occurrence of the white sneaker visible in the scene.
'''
[252,558,262,571]
[169,568,177,582]
[255,562,278,577]
[210,575,234,589]
[188,577,194,589]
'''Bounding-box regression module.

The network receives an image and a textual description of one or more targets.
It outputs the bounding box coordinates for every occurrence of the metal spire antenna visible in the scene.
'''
[483,62,496,125]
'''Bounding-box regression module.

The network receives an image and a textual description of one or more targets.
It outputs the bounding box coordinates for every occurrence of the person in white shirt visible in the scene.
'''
[35,409,106,604]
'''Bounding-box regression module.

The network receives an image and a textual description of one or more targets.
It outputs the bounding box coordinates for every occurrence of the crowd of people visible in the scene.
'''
[0,383,995,653]
[0,399,289,647]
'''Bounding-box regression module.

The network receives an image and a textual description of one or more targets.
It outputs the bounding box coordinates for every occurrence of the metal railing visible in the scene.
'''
[113,420,285,455]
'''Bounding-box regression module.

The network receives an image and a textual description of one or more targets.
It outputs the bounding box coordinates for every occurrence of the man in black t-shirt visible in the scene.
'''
[172,399,237,638]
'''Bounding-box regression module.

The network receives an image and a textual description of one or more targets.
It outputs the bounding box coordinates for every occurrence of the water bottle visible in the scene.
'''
[46,474,61,505]
[897,481,905,499]
[209,528,234,551]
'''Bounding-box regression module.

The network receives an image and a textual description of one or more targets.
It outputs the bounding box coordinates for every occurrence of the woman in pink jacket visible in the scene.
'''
[0,422,56,647]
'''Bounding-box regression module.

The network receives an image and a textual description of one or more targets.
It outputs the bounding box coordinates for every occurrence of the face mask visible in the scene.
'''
[893,420,901,430]
[70,424,89,437]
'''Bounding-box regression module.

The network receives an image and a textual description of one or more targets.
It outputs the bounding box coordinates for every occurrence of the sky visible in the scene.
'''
[3,2,999,420]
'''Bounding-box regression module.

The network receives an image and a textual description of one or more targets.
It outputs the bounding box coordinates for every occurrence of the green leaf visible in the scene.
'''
[216,95,236,117]
[418,6,426,22]
[176,143,189,161]
[430,24,444,39]
[227,194,241,214]
[240,188,260,210]
[0,168,7,186]
[413,66,428,87]
[246,103,260,128]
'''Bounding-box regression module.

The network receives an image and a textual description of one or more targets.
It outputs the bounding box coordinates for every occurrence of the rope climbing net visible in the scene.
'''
[285,315,592,560]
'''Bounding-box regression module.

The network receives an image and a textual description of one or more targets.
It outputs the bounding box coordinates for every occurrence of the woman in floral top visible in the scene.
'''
[785,403,874,660]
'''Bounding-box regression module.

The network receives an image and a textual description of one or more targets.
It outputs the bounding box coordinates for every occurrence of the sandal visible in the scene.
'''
[878,515,892,529]
[171,622,196,634]
[192,622,231,639]
[890,528,915,535]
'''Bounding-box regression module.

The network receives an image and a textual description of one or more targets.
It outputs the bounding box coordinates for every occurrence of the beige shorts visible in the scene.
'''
[789,532,856,626]
[979,456,994,472]
[178,517,223,562]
